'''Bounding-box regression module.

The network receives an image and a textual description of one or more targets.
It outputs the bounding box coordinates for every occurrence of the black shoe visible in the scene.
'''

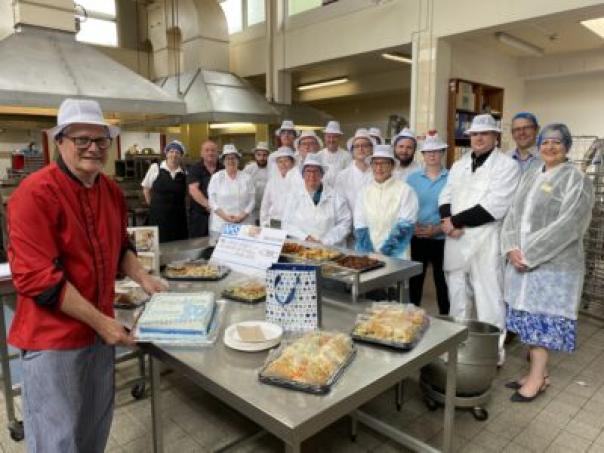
[510,385,546,403]
[504,381,521,390]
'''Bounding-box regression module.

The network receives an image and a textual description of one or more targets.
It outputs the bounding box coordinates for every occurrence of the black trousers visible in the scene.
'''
[409,237,450,315]
[188,210,210,238]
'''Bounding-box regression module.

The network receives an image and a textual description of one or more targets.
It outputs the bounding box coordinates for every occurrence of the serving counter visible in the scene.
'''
[141,239,467,453]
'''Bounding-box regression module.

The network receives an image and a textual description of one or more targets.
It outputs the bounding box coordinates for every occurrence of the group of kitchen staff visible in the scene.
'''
[144,112,594,404]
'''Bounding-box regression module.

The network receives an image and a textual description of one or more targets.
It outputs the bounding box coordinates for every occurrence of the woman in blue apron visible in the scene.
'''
[141,140,188,242]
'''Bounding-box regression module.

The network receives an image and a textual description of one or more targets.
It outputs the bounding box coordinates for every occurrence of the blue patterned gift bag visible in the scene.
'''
[265,263,320,332]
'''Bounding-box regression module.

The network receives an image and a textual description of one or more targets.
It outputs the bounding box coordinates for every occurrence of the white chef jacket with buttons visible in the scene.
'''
[207,169,255,235]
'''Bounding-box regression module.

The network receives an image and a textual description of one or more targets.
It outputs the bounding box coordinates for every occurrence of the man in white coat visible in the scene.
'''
[260,147,296,228]
[243,142,270,225]
[439,114,520,365]
[335,129,374,213]
[392,128,421,181]
[318,120,351,173]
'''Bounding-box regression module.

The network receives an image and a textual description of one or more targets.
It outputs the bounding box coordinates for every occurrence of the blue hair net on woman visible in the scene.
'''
[537,123,572,151]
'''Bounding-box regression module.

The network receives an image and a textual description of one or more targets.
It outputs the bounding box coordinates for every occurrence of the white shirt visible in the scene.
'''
[335,162,373,213]
[259,169,296,227]
[318,147,352,174]
[243,162,269,220]
[393,161,421,182]
[140,161,185,189]
[282,184,352,247]
[207,170,256,234]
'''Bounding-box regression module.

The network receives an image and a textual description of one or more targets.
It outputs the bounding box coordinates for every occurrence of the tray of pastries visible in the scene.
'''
[222,280,266,304]
[281,242,342,263]
[352,303,429,351]
[162,260,230,281]
[333,255,385,273]
[259,331,356,394]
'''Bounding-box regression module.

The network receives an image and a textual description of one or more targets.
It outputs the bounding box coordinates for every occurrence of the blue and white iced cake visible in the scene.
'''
[136,292,216,339]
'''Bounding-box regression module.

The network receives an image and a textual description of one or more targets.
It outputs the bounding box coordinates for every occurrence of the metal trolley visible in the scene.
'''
[580,138,604,318]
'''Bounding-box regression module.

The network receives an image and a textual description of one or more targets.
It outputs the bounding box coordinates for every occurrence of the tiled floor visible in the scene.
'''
[2,274,604,452]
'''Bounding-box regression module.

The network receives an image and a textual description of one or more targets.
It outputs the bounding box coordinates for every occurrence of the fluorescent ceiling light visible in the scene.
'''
[581,17,604,38]
[209,122,255,129]
[382,53,412,64]
[495,32,544,56]
[297,77,349,91]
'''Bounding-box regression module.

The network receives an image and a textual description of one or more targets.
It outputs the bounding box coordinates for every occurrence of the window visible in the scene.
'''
[220,0,243,34]
[75,0,118,47]
[288,0,322,15]
[247,0,265,26]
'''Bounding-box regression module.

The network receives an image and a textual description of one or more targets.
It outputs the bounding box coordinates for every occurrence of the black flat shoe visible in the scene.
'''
[510,383,547,403]
[505,381,521,390]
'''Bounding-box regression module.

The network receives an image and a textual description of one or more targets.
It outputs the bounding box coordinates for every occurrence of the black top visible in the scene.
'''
[187,161,223,215]
[470,149,493,173]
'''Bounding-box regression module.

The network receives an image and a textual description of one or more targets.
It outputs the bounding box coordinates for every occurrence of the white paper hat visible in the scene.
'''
[346,128,376,152]
[464,114,501,134]
[277,119,298,136]
[369,127,382,138]
[253,141,270,152]
[295,130,324,149]
[272,146,295,160]
[421,134,448,152]
[324,120,343,135]
[370,144,396,162]
[48,98,120,140]
[221,143,241,159]
[301,153,328,173]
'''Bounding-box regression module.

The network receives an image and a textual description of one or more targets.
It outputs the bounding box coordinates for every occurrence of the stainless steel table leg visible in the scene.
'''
[443,345,458,453]
[396,281,409,304]
[150,357,164,453]
[395,380,403,411]
[0,296,22,440]
[284,442,300,453]
[350,413,358,441]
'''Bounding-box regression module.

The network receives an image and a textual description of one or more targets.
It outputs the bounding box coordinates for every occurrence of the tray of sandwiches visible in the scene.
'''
[162,259,230,281]
[258,331,356,394]
[351,303,429,351]
[222,279,266,304]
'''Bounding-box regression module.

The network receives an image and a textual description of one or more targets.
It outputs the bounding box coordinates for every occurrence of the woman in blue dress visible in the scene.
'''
[501,123,594,402]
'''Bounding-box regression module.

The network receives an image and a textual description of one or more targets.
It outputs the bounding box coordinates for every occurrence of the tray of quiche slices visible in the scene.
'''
[222,279,266,304]
[351,303,430,351]
[162,259,231,281]
[258,331,356,394]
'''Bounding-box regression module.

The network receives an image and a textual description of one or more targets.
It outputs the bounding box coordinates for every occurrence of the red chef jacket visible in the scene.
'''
[7,159,130,350]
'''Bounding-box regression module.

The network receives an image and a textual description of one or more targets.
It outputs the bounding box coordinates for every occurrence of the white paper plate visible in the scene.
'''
[224,321,283,352]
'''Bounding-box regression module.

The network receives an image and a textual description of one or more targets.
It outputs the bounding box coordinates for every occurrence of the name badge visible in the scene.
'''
[541,182,553,193]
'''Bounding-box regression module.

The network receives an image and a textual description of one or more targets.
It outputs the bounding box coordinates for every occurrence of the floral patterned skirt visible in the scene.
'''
[506,304,576,352]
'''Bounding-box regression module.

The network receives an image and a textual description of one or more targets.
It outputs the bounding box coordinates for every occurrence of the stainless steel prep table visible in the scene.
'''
[160,237,423,304]
[143,242,467,453]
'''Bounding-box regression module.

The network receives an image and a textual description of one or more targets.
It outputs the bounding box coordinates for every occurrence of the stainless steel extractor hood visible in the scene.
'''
[156,68,279,124]
[0,26,185,115]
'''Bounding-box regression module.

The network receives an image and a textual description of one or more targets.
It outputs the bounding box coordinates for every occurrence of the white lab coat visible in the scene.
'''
[259,169,296,227]
[318,147,352,174]
[354,176,418,259]
[207,170,255,234]
[335,163,373,213]
[282,184,352,247]
[393,161,421,182]
[243,162,269,224]
[439,149,519,347]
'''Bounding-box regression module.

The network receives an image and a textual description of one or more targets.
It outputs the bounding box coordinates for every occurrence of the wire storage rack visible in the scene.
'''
[579,138,604,318]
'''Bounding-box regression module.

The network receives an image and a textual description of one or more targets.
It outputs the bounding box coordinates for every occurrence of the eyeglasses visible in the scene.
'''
[63,135,112,150]
[352,144,372,150]
[511,125,536,134]
[371,160,392,167]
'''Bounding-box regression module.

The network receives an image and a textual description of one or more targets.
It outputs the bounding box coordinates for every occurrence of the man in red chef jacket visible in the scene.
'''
[6,98,166,452]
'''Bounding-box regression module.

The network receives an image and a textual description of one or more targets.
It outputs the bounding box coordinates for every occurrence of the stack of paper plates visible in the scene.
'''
[224,321,283,352]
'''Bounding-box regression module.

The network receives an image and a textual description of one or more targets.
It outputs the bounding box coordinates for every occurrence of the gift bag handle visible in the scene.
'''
[274,274,301,306]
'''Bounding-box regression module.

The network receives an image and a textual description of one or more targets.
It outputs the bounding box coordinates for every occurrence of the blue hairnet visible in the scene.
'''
[392,134,417,151]
[512,112,539,128]
[164,140,185,155]
[537,123,572,151]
